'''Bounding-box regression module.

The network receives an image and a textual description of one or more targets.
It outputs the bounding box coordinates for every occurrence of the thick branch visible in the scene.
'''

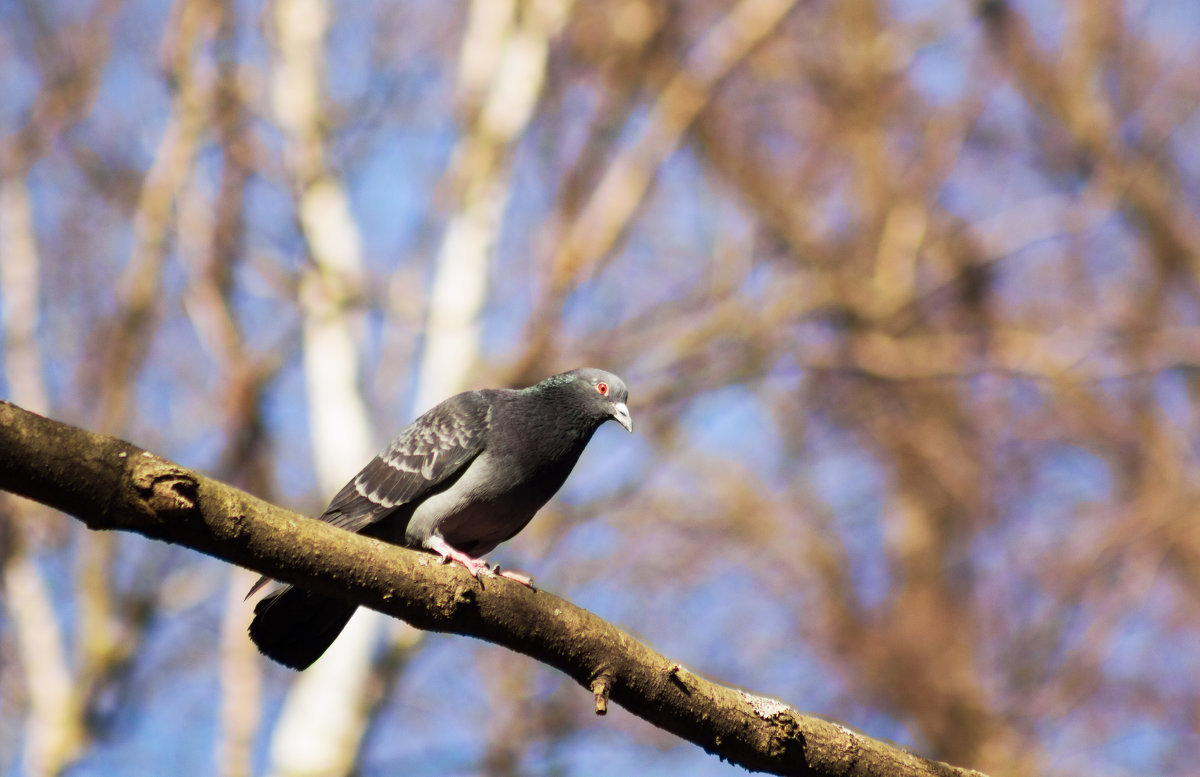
[0,401,986,777]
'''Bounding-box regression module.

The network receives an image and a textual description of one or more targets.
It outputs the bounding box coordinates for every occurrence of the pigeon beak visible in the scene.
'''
[611,402,633,433]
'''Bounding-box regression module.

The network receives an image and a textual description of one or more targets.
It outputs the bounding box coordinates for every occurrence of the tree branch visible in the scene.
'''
[0,400,986,777]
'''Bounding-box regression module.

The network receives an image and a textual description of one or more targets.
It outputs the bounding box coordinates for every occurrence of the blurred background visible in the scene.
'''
[1,0,1198,775]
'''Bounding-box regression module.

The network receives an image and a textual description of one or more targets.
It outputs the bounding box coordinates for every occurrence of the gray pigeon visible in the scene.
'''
[248,367,632,669]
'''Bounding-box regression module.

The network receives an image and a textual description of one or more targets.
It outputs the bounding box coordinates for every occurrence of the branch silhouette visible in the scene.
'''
[0,400,987,777]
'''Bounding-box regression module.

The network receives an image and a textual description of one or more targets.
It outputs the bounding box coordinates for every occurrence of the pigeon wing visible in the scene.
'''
[320,391,492,534]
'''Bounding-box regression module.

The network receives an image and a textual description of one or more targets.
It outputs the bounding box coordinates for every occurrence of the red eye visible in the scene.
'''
[597,382,609,396]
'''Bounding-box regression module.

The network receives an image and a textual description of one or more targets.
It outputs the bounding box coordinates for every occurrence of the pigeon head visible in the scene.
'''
[541,368,633,433]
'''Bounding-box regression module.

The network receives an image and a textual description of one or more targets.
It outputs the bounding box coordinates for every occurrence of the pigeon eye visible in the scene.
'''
[596,382,609,396]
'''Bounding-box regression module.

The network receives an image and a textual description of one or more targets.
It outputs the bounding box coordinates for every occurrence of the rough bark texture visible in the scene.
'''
[0,400,987,777]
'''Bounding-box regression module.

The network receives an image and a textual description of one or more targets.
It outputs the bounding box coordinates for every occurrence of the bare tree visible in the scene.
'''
[1,0,1196,775]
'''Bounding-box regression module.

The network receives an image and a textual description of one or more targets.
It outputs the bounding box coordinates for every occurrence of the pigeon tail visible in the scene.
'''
[248,586,357,670]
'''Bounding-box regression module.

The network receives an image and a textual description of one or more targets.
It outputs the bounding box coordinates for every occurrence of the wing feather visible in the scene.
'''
[320,392,491,534]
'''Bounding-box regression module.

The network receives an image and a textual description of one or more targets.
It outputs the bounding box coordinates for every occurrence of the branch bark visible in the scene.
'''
[0,400,987,777]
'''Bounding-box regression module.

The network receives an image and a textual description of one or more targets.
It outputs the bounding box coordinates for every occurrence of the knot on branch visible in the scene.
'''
[130,452,198,519]
[590,666,616,716]
[738,690,792,720]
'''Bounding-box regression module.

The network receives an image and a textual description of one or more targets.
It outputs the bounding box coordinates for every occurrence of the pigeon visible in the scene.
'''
[248,367,632,670]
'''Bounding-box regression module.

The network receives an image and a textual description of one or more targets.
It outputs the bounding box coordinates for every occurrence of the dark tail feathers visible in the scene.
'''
[248,585,357,670]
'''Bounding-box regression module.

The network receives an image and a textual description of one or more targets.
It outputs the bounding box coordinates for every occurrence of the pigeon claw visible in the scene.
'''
[427,536,512,585]
[425,536,535,587]
[492,565,536,589]
[428,535,484,574]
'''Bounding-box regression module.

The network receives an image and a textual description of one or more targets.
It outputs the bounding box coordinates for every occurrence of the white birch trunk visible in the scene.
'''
[265,1,378,775]
[265,1,567,774]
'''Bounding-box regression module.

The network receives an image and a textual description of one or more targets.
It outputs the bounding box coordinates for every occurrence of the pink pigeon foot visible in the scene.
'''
[495,567,535,588]
[426,535,534,587]
[427,535,491,576]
